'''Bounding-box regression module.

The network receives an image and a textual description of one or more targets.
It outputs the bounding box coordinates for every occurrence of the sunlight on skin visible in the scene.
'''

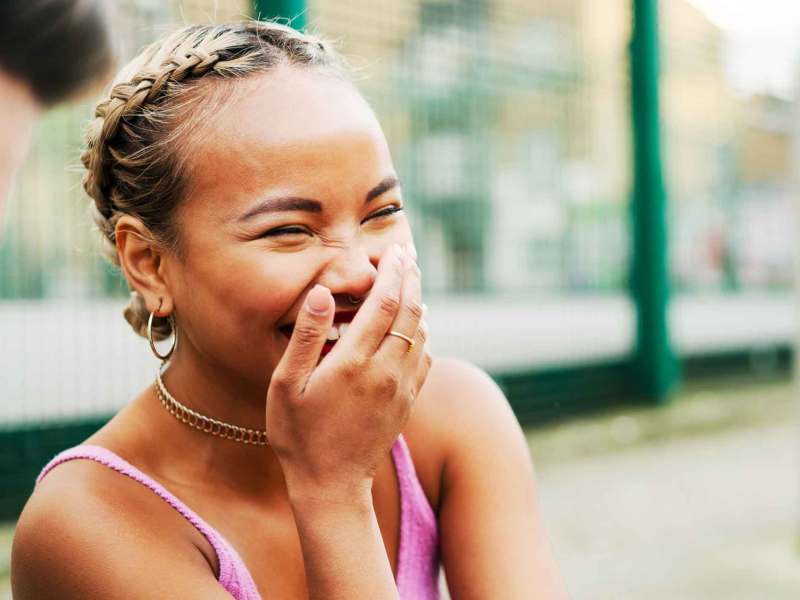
[120,66,413,437]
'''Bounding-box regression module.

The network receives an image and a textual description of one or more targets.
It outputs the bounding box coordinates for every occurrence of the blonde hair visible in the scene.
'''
[82,21,345,339]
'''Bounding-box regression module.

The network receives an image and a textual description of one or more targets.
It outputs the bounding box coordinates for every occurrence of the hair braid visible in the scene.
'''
[81,21,345,340]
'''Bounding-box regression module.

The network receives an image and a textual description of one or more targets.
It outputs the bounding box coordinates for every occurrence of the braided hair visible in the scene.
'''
[81,21,344,340]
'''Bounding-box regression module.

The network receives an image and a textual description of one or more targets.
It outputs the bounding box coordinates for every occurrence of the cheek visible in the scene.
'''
[365,217,413,252]
[176,249,314,332]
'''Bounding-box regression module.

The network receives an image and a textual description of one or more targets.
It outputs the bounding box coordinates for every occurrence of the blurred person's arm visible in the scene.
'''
[0,0,113,219]
[0,68,39,215]
[426,358,569,599]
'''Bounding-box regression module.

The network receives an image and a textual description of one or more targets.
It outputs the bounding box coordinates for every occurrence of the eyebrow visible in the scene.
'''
[238,175,401,222]
[366,175,400,203]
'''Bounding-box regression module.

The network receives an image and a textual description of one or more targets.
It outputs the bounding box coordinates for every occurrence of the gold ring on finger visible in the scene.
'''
[387,330,415,353]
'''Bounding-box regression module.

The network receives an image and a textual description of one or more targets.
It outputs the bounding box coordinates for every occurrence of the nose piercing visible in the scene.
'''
[347,294,363,305]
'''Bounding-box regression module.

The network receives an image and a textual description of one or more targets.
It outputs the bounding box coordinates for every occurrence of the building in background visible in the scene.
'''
[730,92,798,290]
[662,0,738,292]
[314,0,633,294]
[662,0,798,293]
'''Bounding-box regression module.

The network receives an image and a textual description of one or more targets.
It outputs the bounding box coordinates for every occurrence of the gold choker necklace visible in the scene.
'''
[155,368,270,446]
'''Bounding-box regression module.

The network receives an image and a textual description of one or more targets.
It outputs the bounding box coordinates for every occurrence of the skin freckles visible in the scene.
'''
[154,66,413,432]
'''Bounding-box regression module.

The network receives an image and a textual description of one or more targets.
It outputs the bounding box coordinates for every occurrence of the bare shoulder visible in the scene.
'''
[403,356,526,509]
[413,356,523,449]
[415,364,567,598]
[12,459,224,599]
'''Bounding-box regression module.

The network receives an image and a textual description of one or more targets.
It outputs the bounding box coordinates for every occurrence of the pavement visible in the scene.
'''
[528,378,800,600]
[1,378,798,599]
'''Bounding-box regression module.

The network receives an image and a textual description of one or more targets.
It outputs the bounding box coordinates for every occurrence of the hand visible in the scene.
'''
[266,242,431,500]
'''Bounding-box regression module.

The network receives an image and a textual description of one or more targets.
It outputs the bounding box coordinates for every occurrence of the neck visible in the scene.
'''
[163,348,269,431]
[142,347,287,501]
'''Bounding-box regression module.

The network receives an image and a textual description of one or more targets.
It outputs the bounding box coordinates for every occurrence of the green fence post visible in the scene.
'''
[253,0,307,30]
[630,0,679,403]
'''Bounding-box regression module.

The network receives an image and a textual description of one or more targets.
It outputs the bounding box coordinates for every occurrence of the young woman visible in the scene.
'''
[11,21,567,599]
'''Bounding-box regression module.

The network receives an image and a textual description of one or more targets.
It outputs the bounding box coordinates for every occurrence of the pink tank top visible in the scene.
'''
[36,434,440,599]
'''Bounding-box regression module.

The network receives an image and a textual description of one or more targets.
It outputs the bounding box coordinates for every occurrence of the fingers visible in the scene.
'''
[415,316,429,352]
[333,243,406,358]
[272,284,334,395]
[408,317,430,376]
[379,245,422,357]
[403,320,432,410]
[412,327,433,398]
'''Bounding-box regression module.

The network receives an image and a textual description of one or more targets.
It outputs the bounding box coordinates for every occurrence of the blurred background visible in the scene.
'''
[1,0,799,598]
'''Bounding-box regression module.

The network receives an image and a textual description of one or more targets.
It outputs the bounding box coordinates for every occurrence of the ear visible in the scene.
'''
[115,215,174,316]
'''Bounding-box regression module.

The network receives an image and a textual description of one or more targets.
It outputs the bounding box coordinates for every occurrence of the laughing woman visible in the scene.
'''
[11,21,566,600]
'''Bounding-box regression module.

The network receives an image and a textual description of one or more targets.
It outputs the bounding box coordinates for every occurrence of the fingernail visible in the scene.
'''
[306,284,331,315]
[422,303,428,316]
[392,243,404,259]
[406,242,417,261]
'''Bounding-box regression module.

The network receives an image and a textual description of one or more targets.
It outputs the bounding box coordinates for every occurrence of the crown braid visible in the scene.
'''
[81,21,344,340]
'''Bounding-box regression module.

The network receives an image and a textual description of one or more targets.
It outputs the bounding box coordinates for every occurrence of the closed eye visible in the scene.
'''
[260,226,310,238]
[362,205,403,223]
[260,205,403,238]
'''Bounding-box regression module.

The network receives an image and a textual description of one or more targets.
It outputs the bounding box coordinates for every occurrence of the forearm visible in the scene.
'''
[289,486,400,600]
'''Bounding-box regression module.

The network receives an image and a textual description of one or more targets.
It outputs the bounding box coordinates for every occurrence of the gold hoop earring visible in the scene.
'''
[147,302,178,362]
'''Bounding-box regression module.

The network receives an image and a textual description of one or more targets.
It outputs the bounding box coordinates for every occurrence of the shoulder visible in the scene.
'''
[403,357,529,506]
[417,357,534,491]
[413,367,567,597]
[19,453,187,532]
[11,458,217,598]
[427,356,508,409]
[414,356,524,451]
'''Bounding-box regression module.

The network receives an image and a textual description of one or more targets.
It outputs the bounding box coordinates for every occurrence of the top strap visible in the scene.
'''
[36,444,260,598]
[390,434,440,595]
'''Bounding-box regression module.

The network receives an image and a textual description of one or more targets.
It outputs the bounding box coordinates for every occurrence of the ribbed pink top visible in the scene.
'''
[36,434,440,599]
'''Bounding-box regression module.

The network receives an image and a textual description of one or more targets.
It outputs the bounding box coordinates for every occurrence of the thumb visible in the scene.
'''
[276,284,334,393]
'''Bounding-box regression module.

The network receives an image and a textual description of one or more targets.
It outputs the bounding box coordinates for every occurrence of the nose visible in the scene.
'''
[317,245,380,306]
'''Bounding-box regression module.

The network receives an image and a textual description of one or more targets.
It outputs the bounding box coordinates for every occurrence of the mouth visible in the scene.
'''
[279,311,358,356]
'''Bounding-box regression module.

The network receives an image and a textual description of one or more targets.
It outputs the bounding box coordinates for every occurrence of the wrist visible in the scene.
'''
[285,476,374,515]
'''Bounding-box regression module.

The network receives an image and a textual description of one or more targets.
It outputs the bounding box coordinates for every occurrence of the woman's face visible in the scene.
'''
[163,67,412,385]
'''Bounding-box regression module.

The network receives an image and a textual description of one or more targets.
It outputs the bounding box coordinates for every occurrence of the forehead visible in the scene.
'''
[185,67,394,209]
